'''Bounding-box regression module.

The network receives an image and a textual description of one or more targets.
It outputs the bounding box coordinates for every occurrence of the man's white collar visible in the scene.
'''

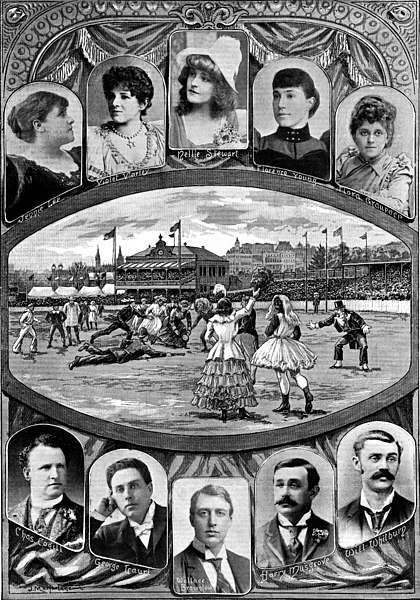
[277,509,312,527]
[31,494,63,510]
[193,537,228,559]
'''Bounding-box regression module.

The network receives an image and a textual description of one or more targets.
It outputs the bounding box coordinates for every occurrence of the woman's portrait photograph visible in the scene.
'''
[87,56,165,180]
[335,87,415,217]
[253,58,331,180]
[4,82,82,223]
[169,30,248,150]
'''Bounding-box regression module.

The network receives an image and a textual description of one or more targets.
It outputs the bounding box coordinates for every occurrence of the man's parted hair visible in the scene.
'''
[19,433,70,470]
[353,429,403,462]
[273,457,320,490]
[190,484,233,519]
[106,457,152,490]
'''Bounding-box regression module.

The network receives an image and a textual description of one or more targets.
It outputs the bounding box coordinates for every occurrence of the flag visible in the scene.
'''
[322,228,327,234]
[47,275,52,281]
[333,226,342,237]
[302,232,308,238]
[28,274,34,280]
[103,227,116,240]
[360,232,367,240]
[170,221,180,233]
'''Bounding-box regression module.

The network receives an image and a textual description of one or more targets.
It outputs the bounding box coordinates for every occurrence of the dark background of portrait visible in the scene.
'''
[337,421,416,511]
[87,55,165,126]
[170,30,248,112]
[5,82,82,156]
[255,447,334,531]
[89,449,167,525]
[172,477,251,558]
[7,424,85,510]
[253,57,330,141]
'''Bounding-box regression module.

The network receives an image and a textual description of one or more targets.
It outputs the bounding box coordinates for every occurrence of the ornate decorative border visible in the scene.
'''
[1,1,417,98]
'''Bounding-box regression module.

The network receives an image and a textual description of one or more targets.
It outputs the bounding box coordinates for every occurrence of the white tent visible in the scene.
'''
[28,287,57,298]
[55,286,78,297]
[77,286,104,297]
[102,284,125,295]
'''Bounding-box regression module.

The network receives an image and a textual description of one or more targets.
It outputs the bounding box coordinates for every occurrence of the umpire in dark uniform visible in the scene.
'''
[307,299,371,371]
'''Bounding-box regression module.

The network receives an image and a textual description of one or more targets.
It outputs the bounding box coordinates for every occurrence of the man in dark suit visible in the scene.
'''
[9,432,84,550]
[90,457,167,568]
[173,484,250,594]
[338,429,415,548]
[256,458,334,568]
[307,299,371,371]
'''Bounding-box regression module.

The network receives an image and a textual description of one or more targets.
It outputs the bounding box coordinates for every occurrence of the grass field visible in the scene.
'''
[8,307,411,436]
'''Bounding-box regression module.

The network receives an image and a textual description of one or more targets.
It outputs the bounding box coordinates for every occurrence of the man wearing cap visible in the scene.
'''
[256,458,334,568]
[12,303,40,354]
[338,429,414,548]
[63,296,81,346]
[90,297,144,344]
[45,303,67,348]
[307,299,371,371]
[90,457,167,568]
[191,297,215,352]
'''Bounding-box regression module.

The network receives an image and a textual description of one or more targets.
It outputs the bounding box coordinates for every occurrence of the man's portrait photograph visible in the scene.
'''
[89,449,168,569]
[172,477,251,594]
[255,448,335,569]
[7,424,85,551]
[337,422,415,549]
[253,57,331,180]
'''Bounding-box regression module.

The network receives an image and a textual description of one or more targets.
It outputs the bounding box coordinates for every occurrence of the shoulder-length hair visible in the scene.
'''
[8,91,68,143]
[176,55,237,118]
[266,294,300,326]
[349,95,396,146]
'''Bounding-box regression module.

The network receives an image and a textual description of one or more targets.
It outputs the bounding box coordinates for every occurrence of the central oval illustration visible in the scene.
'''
[7,186,413,449]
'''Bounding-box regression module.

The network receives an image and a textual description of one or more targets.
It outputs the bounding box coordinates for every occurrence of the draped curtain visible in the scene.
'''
[34,20,387,108]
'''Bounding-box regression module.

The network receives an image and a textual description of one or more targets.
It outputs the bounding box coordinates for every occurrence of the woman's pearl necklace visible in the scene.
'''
[111,121,145,148]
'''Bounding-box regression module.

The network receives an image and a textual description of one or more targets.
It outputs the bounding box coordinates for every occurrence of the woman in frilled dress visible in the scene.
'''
[251,295,316,414]
[170,35,246,149]
[88,65,164,179]
[6,90,81,222]
[336,95,413,216]
[191,289,260,423]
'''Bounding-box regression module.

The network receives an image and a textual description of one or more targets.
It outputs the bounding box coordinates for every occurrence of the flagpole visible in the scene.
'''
[178,220,182,298]
[341,229,344,296]
[304,233,308,313]
[365,233,368,262]
[325,229,328,312]
[113,227,117,304]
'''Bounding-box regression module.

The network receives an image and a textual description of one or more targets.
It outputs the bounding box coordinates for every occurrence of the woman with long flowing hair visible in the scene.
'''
[251,295,316,414]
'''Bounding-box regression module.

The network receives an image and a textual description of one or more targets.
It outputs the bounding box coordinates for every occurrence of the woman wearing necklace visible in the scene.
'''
[88,65,164,179]
[170,35,246,149]
[6,89,81,222]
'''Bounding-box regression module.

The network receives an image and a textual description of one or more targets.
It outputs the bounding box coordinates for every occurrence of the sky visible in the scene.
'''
[9,186,403,272]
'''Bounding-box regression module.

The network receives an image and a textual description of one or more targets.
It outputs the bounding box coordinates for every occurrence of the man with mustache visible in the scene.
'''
[9,432,84,550]
[173,484,250,594]
[90,457,167,568]
[338,429,414,548]
[256,458,334,568]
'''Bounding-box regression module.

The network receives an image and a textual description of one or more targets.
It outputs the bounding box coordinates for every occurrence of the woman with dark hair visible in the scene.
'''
[6,90,81,222]
[251,295,316,414]
[170,35,245,148]
[336,95,413,216]
[191,289,260,423]
[88,65,164,179]
[254,68,329,179]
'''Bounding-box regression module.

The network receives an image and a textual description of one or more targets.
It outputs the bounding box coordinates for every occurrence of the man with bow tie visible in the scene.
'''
[9,432,84,550]
[338,429,414,548]
[173,484,250,594]
[256,458,334,568]
[90,457,167,568]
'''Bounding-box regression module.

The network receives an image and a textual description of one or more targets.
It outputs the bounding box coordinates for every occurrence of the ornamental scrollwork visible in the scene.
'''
[169,1,249,29]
